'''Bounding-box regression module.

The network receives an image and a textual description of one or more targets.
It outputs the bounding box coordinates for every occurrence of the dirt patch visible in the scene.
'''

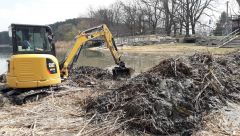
[83,53,240,135]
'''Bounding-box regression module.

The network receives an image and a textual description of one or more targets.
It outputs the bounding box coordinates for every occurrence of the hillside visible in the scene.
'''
[0,17,130,45]
[50,18,130,41]
[50,18,98,41]
[0,18,95,44]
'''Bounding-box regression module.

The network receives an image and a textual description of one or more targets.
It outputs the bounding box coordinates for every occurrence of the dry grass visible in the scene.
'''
[0,86,106,136]
[193,103,240,136]
[1,86,240,136]
[115,44,239,55]
[88,43,239,56]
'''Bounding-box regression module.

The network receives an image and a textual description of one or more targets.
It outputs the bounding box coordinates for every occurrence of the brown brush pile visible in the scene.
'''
[69,66,113,87]
[82,53,240,135]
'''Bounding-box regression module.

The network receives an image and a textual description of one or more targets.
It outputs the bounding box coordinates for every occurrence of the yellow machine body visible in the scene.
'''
[7,54,61,88]
[6,24,130,89]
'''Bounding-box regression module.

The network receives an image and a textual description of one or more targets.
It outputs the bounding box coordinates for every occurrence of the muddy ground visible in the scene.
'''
[0,53,240,136]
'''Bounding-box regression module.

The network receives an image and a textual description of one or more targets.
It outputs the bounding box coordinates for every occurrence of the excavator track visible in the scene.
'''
[0,86,62,105]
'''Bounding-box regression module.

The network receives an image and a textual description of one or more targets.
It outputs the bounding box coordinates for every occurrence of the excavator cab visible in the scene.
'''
[7,24,61,88]
[9,24,56,56]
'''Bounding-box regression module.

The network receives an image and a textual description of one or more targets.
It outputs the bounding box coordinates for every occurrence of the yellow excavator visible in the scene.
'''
[6,24,131,89]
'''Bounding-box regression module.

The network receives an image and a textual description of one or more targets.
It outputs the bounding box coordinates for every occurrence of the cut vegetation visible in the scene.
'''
[1,52,240,135]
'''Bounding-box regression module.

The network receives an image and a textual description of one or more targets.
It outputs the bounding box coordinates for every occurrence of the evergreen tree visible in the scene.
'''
[214,12,227,36]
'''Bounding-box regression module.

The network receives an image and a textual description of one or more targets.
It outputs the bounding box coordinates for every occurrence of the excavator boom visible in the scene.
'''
[60,24,131,79]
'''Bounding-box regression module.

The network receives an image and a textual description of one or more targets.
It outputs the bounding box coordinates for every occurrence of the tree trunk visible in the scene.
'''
[185,0,190,37]
[164,0,171,36]
[173,23,177,36]
[180,21,183,35]
[152,23,156,34]
[165,17,170,35]
[191,23,195,35]
[166,24,171,36]
[186,24,190,36]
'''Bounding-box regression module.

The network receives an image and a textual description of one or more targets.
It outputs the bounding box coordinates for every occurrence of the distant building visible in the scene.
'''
[231,15,240,32]
[231,0,240,32]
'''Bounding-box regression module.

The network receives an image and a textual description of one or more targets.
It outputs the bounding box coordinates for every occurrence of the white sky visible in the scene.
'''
[0,0,115,31]
[0,0,239,31]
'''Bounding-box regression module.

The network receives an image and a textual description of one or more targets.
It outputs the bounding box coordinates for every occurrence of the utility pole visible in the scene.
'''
[226,1,229,35]
[226,1,229,17]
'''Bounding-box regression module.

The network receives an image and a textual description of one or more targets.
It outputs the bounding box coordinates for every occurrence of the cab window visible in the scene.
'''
[15,27,51,52]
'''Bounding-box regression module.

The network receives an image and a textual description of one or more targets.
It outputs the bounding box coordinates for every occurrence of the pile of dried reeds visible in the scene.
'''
[70,66,112,87]
[83,53,240,135]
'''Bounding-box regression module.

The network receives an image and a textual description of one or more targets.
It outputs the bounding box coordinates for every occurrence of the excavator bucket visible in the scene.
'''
[112,61,133,79]
[112,67,131,79]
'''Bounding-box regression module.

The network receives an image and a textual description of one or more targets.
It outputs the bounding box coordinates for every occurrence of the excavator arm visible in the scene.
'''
[60,24,130,79]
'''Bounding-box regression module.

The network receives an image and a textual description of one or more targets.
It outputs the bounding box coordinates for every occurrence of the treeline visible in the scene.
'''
[0,31,10,45]
[51,0,215,41]
[0,0,215,43]
[88,0,214,37]
[50,18,130,41]
[213,12,227,36]
[50,18,98,41]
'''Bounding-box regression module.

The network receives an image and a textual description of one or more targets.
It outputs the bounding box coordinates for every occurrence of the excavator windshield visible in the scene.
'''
[10,24,54,55]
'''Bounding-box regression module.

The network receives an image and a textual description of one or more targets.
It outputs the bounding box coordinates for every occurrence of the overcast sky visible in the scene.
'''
[0,0,239,31]
[0,0,115,31]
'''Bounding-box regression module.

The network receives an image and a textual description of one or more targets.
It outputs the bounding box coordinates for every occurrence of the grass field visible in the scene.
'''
[56,41,239,56]
[95,43,239,55]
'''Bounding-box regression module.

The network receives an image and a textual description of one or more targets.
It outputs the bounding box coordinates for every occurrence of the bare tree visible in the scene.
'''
[111,1,122,25]
[189,0,214,34]
[87,0,214,37]
[173,0,214,36]
[120,1,138,35]
[140,0,163,34]
[162,0,180,36]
